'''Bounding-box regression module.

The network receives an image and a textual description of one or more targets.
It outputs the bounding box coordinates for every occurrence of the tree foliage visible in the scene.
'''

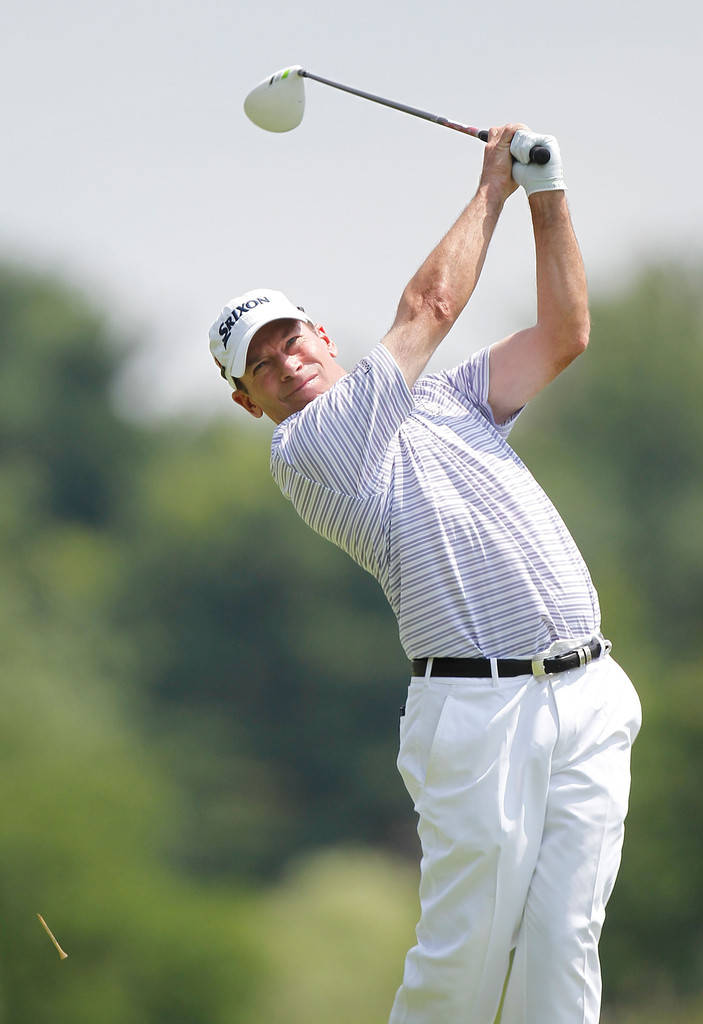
[0,270,260,1023]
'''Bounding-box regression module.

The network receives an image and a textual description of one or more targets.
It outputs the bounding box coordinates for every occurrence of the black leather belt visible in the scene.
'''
[411,636,610,679]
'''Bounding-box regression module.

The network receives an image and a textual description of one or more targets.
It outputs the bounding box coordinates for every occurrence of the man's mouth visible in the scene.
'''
[287,374,317,398]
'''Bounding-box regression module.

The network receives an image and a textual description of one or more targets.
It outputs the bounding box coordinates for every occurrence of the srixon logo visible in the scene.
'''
[219,296,271,347]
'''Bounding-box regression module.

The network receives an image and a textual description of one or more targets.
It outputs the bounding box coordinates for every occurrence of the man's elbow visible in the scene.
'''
[399,284,457,329]
[573,313,591,357]
[558,313,590,366]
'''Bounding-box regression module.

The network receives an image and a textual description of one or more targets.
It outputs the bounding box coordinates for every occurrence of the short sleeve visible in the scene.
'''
[271,343,413,498]
[439,344,523,439]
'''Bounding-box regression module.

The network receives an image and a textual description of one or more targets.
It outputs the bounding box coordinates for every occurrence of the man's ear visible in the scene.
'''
[316,324,337,357]
[231,389,264,418]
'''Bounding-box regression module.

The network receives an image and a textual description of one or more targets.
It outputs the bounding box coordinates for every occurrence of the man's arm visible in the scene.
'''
[382,124,521,389]
[488,143,590,423]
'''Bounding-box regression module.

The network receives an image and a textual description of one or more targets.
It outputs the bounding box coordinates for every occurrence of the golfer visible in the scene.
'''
[209,124,641,1024]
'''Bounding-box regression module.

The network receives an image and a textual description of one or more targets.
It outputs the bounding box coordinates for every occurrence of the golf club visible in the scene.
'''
[244,66,551,165]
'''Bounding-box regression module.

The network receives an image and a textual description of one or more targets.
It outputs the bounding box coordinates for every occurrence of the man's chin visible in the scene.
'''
[288,393,318,415]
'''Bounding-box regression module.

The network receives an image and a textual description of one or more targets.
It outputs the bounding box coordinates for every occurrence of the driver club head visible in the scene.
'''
[244,65,306,132]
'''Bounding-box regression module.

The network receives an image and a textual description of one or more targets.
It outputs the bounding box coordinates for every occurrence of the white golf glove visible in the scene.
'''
[511,131,565,196]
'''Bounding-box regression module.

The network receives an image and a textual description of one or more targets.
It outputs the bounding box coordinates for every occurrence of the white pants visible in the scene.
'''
[389,652,641,1024]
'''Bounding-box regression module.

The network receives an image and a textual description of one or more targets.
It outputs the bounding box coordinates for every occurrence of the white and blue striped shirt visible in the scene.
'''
[271,343,600,659]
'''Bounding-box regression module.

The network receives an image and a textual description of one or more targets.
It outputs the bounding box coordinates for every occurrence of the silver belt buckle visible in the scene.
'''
[531,656,547,677]
[579,635,612,666]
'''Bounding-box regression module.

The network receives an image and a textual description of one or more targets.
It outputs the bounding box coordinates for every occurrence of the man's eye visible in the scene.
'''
[286,336,300,349]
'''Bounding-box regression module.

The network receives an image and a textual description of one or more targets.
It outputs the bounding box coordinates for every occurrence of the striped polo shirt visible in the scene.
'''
[270,342,600,660]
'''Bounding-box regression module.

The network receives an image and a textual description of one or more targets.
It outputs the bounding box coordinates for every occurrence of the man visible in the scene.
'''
[209,125,641,1023]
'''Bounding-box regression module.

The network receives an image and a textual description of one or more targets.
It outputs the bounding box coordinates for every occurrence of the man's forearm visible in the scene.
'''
[486,188,589,423]
[383,182,507,388]
[382,125,521,388]
[530,191,590,356]
[404,182,506,322]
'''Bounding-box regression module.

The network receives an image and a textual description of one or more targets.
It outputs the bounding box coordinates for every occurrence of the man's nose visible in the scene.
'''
[279,352,302,378]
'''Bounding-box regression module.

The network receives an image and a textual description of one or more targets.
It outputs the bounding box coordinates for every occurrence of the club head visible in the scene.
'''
[244,66,306,133]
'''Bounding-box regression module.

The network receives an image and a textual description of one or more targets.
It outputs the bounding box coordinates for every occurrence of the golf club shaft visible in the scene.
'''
[299,70,550,165]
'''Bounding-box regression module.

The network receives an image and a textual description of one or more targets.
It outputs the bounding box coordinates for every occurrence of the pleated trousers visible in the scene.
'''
[389,652,641,1024]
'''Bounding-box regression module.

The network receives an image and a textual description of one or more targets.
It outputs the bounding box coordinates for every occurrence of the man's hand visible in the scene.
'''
[511,131,566,196]
[479,124,524,204]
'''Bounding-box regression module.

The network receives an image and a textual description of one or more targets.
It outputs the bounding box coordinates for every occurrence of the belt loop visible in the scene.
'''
[490,657,500,687]
[424,657,434,681]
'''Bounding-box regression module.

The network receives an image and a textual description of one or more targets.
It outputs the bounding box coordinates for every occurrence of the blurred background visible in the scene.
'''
[1,0,702,1020]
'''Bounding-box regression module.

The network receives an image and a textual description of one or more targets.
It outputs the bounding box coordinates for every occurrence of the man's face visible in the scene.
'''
[232,318,346,424]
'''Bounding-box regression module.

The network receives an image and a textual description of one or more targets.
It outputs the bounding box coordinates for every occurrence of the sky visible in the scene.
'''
[2,0,701,423]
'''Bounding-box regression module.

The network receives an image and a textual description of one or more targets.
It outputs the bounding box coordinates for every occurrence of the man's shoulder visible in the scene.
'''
[412,366,475,412]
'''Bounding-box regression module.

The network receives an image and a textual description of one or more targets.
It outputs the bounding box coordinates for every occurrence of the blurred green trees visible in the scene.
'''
[0,591,260,1023]
[0,270,261,1022]
[1,258,702,1020]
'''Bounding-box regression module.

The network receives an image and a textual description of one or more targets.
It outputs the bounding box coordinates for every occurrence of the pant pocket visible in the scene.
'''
[397,684,450,807]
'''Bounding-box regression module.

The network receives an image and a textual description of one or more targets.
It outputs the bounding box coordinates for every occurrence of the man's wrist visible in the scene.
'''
[528,189,568,222]
[475,180,508,215]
